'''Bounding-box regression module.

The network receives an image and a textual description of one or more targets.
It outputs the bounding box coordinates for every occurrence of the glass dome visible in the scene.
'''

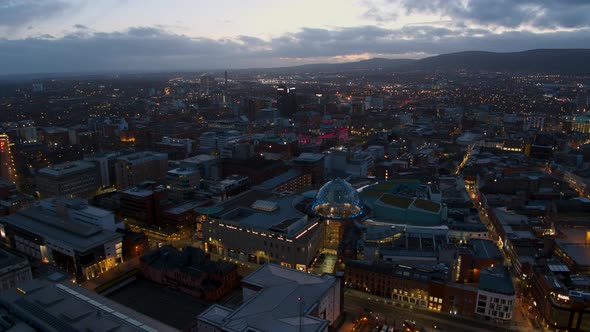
[312,178,363,219]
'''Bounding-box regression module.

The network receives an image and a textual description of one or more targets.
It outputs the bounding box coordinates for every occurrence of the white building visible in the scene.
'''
[199,131,246,157]
[475,269,516,321]
[40,197,124,232]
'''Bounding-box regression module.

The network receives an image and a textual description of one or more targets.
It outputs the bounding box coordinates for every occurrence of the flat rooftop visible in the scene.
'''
[254,169,302,191]
[1,277,179,332]
[37,161,95,177]
[0,247,28,269]
[1,207,121,252]
[472,239,503,260]
[214,190,308,234]
[117,151,167,164]
[293,153,325,162]
[479,269,515,296]
[182,154,218,163]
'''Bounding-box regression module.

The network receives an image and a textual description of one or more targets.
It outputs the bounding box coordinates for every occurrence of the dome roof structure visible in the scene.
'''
[312,178,364,219]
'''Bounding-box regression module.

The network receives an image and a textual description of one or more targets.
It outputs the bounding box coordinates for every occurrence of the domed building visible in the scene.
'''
[312,178,364,256]
[312,178,364,219]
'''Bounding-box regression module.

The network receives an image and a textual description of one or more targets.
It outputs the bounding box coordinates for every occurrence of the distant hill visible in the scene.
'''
[264,58,415,73]
[267,49,590,74]
[404,49,590,74]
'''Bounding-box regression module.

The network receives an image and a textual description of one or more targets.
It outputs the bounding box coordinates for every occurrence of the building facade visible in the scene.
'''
[0,248,32,293]
[140,245,239,302]
[0,134,16,183]
[35,161,99,198]
[115,151,168,189]
[202,190,324,271]
[0,206,123,281]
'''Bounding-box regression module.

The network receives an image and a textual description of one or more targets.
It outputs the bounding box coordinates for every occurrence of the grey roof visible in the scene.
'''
[293,153,325,162]
[363,224,402,241]
[0,277,179,332]
[213,190,309,234]
[199,264,334,332]
[117,151,167,164]
[253,169,303,191]
[37,161,95,177]
[0,247,28,270]
[556,244,590,267]
[1,207,121,253]
[478,269,515,295]
[472,240,503,260]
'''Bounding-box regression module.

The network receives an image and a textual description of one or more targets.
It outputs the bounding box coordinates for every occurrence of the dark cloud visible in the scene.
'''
[0,0,70,27]
[73,24,89,30]
[1,25,590,74]
[392,0,590,29]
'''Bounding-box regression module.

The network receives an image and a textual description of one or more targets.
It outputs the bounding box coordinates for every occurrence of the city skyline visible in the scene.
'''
[2,0,590,74]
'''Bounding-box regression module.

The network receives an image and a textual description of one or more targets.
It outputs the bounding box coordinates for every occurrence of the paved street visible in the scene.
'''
[341,289,533,332]
[465,185,540,332]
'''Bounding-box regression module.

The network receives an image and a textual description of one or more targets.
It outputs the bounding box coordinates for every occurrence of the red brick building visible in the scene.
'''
[140,245,239,302]
[345,260,479,318]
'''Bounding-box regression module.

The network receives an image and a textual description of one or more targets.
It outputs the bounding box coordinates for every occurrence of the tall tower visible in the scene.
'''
[277,85,297,117]
[0,134,16,183]
[223,70,228,104]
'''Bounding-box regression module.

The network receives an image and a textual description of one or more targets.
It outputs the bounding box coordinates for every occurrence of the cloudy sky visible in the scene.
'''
[1,0,590,74]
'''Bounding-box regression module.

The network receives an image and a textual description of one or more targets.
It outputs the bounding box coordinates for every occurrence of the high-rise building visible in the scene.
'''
[276,85,297,117]
[293,153,325,185]
[166,167,200,202]
[35,161,99,199]
[577,93,589,112]
[0,134,16,183]
[115,151,168,189]
[119,182,168,227]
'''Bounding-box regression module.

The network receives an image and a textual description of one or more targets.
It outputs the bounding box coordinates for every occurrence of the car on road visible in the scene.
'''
[403,320,418,332]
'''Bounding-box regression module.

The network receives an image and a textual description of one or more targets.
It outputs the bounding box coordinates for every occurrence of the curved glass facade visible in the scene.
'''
[312,178,364,219]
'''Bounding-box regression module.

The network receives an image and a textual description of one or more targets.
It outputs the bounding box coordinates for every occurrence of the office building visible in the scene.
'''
[293,153,325,185]
[180,154,220,180]
[119,182,167,227]
[0,180,33,216]
[202,190,323,271]
[0,247,32,293]
[166,167,200,202]
[35,161,99,199]
[115,151,168,189]
[40,197,124,232]
[253,169,312,193]
[0,134,16,183]
[196,263,342,332]
[0,275,179,331]
[199,131,246,157]
[155,136,195,160]
[0,205,123,280]
[206,175,251,202]
[277,85,298,117]
[475,269,516,321]
[84,152,120,188]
